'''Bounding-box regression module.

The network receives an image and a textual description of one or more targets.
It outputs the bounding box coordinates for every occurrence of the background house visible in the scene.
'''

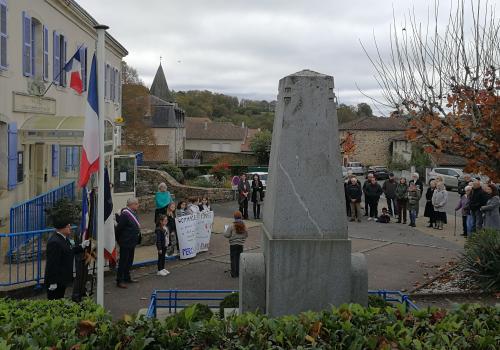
[339,117,410,166]
[185,117,259,164]
[0,0,127,227]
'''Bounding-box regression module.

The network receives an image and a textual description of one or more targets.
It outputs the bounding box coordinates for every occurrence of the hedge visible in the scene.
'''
[0,298,498,349]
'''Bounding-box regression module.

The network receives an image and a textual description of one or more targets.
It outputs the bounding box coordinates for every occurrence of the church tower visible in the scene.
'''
[150,63,174,102]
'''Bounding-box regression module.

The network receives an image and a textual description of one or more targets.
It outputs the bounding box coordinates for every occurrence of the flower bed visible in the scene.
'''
[0,298,499,349]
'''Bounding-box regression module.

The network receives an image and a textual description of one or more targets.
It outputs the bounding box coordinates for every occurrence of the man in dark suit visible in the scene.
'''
[115,197,141,288]
[45,218,90,300]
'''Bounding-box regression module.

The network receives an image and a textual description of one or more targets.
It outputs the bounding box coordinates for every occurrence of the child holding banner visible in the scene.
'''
[224,211,248,278]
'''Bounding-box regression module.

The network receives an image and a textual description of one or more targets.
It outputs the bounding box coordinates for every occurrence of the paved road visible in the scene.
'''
[30,200,464,318]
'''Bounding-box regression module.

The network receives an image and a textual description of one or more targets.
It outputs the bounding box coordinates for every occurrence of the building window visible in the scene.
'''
[0,0,7,70]
[53,31,67,86]
[17,151,23,183]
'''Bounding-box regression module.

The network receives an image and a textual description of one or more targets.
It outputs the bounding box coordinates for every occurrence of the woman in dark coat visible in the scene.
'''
[424,180,437,228]
[238,174,251,220]
[251,174,264,219]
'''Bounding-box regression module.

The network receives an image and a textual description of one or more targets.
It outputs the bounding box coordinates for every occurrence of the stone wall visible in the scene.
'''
[340,130,400,166]
[184,150,257,165]
[137,168,234,212]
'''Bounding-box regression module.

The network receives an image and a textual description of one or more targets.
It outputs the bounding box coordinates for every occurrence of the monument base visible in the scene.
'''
[239,231,368,316]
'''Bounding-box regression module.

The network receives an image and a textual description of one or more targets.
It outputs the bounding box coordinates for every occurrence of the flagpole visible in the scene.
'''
[95,24,108,307]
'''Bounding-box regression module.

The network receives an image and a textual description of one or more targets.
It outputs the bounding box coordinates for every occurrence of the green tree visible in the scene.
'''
[120,62,156,146]
[356,103,373,117]
[250,130,272,164]
[337,104,359,124]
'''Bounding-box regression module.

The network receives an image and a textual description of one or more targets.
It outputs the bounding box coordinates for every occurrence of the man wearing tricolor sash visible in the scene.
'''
[114,198,141,288]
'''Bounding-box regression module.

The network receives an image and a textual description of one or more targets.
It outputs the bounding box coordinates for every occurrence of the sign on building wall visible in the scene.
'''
[12,92,56,115]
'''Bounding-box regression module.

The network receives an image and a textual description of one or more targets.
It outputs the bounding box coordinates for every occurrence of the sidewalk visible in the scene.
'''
[97,201,463,318]
[21,200,465,318]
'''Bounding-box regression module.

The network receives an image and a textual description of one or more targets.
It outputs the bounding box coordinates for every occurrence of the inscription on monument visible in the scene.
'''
[12,92,56,115]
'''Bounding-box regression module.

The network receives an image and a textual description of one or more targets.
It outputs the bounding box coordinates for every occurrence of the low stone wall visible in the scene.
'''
[137,168,234,212]
[184,150,257,165]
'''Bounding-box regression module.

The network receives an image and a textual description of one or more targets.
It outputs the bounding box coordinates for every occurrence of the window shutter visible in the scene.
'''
[53,31,60,84]
[22,11,31,76]
[61,37,67,86]
[43,25,49,80]
[7,122,17,190]
[111,66,115,101]
[30,18,35,76]
[51,144,59,177]
[117,68,121,104]
[0,0,7,69]
[81,46,87,91]
[104,64,109,99]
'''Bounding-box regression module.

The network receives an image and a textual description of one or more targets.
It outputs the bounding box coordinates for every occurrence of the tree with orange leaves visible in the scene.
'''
[363,1,499,181]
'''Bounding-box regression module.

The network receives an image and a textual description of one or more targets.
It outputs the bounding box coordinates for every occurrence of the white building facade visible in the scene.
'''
[0,0,128,228]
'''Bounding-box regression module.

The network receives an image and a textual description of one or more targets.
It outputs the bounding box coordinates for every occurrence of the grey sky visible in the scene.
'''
[78,0,468,114]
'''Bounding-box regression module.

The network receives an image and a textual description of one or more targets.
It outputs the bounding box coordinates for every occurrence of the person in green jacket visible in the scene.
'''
[395,177,409,224]
[407,182,421,227]
[155,182,172,224]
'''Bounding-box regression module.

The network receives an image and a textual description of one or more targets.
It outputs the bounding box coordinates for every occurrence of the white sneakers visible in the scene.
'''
[157,269,170,276]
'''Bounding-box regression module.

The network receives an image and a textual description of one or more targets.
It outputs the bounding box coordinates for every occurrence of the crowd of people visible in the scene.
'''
[344,171,500,235]
[152,183,213,278]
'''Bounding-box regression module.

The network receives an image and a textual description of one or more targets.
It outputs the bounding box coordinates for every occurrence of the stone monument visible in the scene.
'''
[240,69,368,317]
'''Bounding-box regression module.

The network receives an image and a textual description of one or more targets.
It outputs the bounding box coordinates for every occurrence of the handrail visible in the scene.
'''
[146,289,237,318]
[9,181,76,208]
[146,289,419,318]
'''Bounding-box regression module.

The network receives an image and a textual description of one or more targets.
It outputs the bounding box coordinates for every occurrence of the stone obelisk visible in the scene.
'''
[240,70,367,317]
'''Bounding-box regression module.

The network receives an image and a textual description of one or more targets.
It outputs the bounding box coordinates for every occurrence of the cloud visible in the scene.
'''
[77,0,487,115]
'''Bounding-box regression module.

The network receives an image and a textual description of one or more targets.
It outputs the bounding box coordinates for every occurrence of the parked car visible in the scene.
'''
[428,168,464,190]
[366,166,390,180]
[342,166,348,178]
[251,172,268,190]
[345,162,364,175]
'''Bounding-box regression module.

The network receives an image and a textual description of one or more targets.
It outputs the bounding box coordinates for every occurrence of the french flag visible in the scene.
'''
[64,47,85,94]
[103,167,117,265]
[78,53,99,188]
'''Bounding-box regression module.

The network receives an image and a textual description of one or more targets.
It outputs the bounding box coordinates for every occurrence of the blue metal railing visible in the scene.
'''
[147,290,237,318]
[146,289,419,318]
[0,229,57,288]
[368,290,419,310]
[8,181,75,257]
[9,181,76,233]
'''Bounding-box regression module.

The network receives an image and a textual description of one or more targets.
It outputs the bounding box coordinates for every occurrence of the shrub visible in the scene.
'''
[461,229,500,291]
[159,163,184,183]
[184,167,200,180]
[219,292,239,317]
[189,177,214,188]
[45,197,82,228]
[1,299,500,349]
[209,162,230,181]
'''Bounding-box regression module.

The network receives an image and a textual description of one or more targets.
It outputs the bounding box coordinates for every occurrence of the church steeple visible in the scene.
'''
[150,62,174,102]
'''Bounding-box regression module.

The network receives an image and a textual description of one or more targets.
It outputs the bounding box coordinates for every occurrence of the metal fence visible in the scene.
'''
[146,289,419,319]
[0,229,52,287]
[8,181,75,256]
[9,181,76,233]
[146,289,237,318]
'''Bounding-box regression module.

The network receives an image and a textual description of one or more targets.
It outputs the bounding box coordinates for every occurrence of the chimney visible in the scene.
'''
[204,122,208,130]
[241,122,245,128]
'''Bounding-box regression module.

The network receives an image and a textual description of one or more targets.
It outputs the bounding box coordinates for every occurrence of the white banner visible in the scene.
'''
[196,211,214,252]
[175,211,214,260]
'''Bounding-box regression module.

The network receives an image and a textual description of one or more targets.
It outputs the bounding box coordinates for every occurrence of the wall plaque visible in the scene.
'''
[12,92,56,115]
